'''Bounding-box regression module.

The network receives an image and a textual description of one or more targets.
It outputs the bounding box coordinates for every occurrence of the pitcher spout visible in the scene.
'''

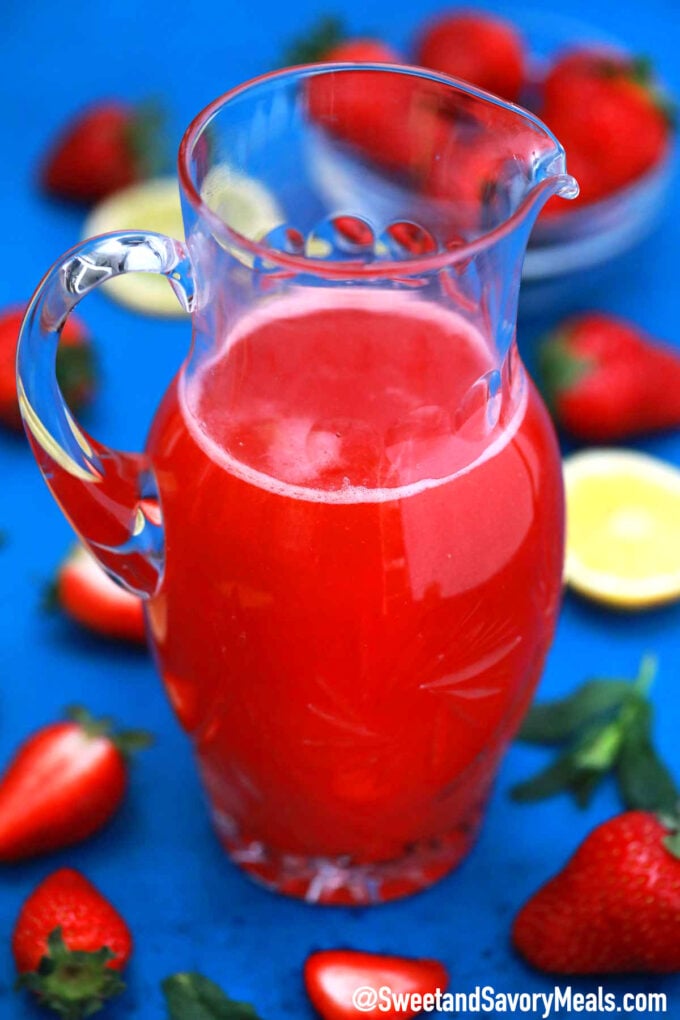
[528,144,580,217]
[423,92,582,246]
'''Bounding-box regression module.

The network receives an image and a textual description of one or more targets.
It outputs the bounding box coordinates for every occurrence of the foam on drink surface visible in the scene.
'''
[180,290,527,505]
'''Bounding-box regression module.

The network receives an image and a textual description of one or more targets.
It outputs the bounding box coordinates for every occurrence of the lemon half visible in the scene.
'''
[84,177,186,317]
[84,172,283,315]
[564,448,680,609]
[199,166,283,243]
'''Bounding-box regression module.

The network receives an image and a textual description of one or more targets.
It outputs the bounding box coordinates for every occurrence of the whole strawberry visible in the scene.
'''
[415,12,526,102]
[54,545,146,644]
[287,19,448,178]
[41,101,164,204]
[307,39,448,175]
[542,50,671,209]
[539,313,680,441]
[0,306,95,431]
[14,868,131,1017]
[0,707,151,861]
[513,811,680,973]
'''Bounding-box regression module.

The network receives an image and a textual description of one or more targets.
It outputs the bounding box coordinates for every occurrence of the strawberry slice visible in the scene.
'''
[54,545,146,643]
[304,950,449,1019]
[0,305,95,431]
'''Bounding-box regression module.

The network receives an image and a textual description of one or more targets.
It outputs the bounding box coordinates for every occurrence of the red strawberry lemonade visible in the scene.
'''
[146,290,563,903]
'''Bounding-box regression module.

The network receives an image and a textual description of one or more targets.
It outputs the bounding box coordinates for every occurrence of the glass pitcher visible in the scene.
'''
[17,64,577,905]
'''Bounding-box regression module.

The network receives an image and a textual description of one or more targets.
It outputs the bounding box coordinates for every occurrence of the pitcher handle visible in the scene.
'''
[17,230,194,598]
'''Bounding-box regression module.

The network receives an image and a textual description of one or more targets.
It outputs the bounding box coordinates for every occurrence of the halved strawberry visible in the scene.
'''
[53,546,146,644]
[0,306,95,431]
[0,707,151,862]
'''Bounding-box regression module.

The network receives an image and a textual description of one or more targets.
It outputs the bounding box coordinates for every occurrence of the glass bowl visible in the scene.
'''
[308,9,674,317]
[513,9,676,315]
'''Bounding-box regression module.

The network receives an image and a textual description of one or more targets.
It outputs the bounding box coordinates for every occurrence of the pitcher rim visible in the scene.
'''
[178,62,576,278]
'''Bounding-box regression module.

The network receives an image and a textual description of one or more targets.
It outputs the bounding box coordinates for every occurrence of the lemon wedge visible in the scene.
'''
[564,448,680,609]
[84,177,186,317]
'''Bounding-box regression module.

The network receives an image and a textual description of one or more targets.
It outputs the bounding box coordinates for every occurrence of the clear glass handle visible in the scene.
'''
[16,231,194,598]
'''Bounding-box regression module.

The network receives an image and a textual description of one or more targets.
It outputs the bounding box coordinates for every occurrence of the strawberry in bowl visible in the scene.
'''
[540,48,672,215]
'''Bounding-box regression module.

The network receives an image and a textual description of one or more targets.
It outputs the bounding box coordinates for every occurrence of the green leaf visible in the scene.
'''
[663,830,680,860]
[42,579,60,612]
[572,717,627,771]
[64,706,153,758]
[510,753,592,803]
[16,927,125,1020]
[56,343,96,412]
[537,332,594,413]
[162,973,263,1020]
[616,702,680,813]
[126,100,169,179]
[281,16,345,67]
[65,706,110,737]
[114,729,155,757]
[517,679,632,745]
[633,653,658,697]
[629,55,654,85]
[512,656,678,812]
[571,769,604,809]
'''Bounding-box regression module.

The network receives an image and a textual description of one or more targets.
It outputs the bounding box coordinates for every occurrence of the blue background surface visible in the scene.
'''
[2,0,680,1017]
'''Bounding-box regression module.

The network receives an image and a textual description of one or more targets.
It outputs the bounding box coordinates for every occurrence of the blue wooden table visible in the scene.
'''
[2,0,679,1016]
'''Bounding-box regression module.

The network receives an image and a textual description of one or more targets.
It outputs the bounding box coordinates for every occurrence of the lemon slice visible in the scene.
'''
[564,448,680,609]
[84,177,186,317]
[200,166,283,243]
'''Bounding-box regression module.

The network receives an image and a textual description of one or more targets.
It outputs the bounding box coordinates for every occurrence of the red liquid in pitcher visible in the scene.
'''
[146,291,563,902]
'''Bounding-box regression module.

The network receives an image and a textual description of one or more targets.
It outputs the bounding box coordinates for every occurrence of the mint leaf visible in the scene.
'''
[511,754,593,804]
[512,657,679,813]
[162,973,262,1020]
[616,702,679,813]
[518,679,632,744]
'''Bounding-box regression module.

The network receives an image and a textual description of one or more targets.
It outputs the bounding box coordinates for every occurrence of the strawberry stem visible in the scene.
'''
[56,343,96,413]
[282,15,345,66]
[537,330,594,413]
[16,928,125,1019]
[125,101,169,180]
[663,828,680,860]
[65,706,153,759]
